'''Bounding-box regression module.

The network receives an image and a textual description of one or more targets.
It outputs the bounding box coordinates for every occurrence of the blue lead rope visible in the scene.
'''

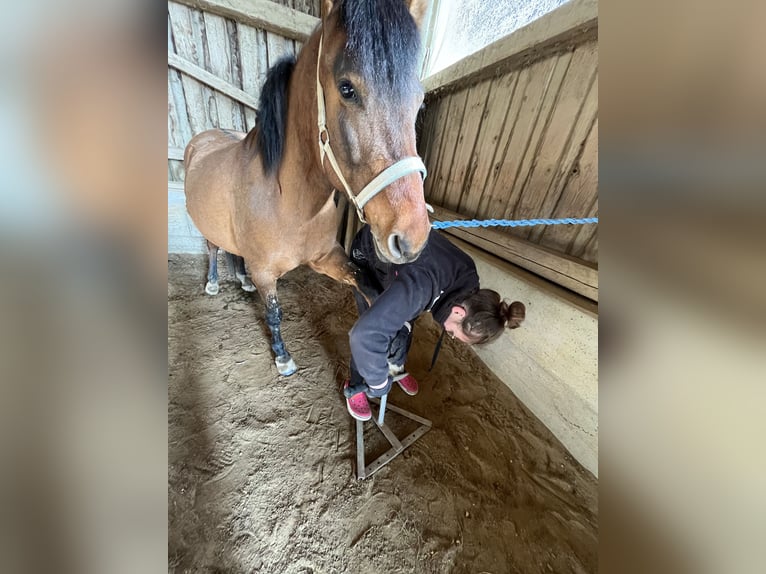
[432,217,598,229]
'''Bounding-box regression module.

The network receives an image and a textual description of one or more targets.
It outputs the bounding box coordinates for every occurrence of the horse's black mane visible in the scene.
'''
[249,0,420,174]
[340,0,420,96]
[247,56,295,175]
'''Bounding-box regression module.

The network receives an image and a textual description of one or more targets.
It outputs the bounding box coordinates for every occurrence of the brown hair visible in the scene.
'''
[459,289,525,344]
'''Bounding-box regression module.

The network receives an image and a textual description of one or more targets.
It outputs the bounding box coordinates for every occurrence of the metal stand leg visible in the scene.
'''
[354,398,432,480]
[377,393,388,425]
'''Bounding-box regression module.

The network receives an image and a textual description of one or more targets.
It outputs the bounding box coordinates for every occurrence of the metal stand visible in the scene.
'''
[355,398,432,480]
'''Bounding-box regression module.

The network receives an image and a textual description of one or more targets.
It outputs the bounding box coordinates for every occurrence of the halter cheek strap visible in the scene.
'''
[316,34,427,223]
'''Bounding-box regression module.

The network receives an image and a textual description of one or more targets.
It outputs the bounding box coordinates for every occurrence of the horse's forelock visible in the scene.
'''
[339,0,420,97]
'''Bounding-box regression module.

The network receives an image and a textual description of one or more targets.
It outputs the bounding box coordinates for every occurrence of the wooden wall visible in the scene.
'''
[167,0,320,183]
[270,0,320,17]
[414,0,599,297]
[419,38,598,264]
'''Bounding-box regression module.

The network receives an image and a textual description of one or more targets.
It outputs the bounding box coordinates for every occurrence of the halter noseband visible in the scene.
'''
[316,34,427,223]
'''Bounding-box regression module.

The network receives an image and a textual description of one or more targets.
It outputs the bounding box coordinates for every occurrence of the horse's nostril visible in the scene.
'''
[388,233,403,260]
[387,233,414,261]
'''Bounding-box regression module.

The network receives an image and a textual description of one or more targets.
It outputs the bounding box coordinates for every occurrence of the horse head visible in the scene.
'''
[317,0,431,264]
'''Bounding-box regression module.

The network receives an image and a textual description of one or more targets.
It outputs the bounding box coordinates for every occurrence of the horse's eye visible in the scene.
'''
[338,80,357,101]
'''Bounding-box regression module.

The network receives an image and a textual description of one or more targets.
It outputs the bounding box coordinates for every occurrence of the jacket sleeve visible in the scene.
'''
[349,270,431,385]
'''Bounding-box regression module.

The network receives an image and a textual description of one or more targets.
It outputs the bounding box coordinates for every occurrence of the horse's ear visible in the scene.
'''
[407,0,430,29]
[321,0,334,21]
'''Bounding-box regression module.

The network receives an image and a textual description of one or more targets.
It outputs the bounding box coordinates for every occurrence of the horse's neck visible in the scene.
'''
[278,33,335,214]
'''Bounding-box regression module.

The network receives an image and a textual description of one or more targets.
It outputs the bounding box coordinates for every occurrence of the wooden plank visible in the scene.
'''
[169,3,209,134]
[477,56,558,219]
[335,193,348,246]
[421,95,446,201]
[168,68,192,146]
[294,0,319,18]
[168,52,260,110]
[540,114,599,254]
[526,42,598,243]
[168,14,190,181]
[172,0,319,42]
[429,88,469,206]
[226,17,248,131]
[582,214,598,264]
[422,0,597,94]
[569,194,599,262]
[501,51,573,232]
[167,73,186,182]
[266,32,294,67]
[468,68,527,218]
[440,79,492,212]
[457,71,519,217]
[445,234,598,318]
[344,201,362,255]
[422,94,453,203]
[191,7,221,128]
[430,205,598,301]
[167,13,188,140]
[203,12,244,130]
[237,23,269,130]
[169,2,219,132]
[416,97,438,163]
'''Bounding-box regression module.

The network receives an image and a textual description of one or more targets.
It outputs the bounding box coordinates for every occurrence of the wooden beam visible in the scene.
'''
[445,235,598,318]
[422,0,597,95]
[168,147,185,161]
[430,205,598,302]
[168,52,260,110]
[172,0,319,42]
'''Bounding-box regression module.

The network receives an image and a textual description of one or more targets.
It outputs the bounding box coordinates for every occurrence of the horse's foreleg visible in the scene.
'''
[308,244,375,306]
[205,240,220,295]
[251,274,297,376]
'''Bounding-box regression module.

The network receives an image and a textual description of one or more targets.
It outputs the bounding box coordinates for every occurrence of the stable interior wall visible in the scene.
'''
[446,235,598,477]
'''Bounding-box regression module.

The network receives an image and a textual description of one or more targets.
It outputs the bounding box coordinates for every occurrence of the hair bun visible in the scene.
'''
[503,301,525,329]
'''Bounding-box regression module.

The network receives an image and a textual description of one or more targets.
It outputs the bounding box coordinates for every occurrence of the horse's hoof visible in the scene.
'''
[236,273,257,292]
[205,281,220,296]
[275,356,297,376]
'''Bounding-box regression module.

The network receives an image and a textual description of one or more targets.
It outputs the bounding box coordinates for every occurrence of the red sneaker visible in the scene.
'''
[395,373,419,396]
[344,380,371,421]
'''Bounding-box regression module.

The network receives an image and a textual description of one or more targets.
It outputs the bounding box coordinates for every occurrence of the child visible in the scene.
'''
[345,225,525,420]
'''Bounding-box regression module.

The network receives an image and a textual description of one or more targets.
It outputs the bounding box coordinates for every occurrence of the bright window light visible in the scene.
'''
[422,0,571,78]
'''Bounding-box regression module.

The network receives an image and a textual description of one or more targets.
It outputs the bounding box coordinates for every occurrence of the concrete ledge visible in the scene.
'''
[168,184,206,254]
[445,234,598,477]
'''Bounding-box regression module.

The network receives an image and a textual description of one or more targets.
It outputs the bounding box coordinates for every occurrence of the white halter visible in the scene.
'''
[315,34,427,223]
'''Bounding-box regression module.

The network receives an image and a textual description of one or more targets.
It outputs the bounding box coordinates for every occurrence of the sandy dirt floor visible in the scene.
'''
[168,254,598,574]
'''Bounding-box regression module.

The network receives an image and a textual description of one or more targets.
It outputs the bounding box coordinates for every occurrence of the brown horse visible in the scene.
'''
[184,0,431,375]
